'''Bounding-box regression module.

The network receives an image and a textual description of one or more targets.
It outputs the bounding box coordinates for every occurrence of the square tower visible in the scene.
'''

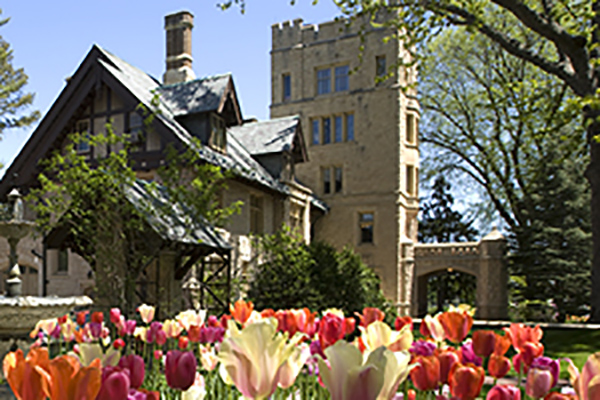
[270,16,420,307]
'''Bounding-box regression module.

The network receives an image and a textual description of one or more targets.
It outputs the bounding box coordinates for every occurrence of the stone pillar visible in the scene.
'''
[157,250,183,319]
[476,228,508,319]
[398,236,414,316]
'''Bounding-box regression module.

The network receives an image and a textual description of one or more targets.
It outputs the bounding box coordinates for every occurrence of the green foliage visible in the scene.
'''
[247,229,389,315]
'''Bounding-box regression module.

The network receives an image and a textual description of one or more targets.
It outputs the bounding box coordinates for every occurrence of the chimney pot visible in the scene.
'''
[163,11,196,85]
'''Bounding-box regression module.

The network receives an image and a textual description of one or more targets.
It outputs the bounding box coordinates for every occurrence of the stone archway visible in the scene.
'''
[417,267,477,316]
[401,228,508,320]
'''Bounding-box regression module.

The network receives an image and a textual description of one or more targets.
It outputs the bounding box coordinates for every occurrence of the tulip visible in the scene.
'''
[109,308,121,325]
[166,350,197,391]
[360,321,413,353]
[504,323,543,352]
[163,319,184,339]
[458,339,483,366]
[410,355,440,391]
[568,352,600,400]
[118,354,145,389]
[97,366,130,400]
[544,393,578,400]
[177,309,207,331]
[112,338,125,350]
[76,311,89,326]
[420,314,446,342]
[438,310,473,344]
[513,352,527,375]
[377,350,412,400]
[199,344,219,371]
[218,318,308,399]
[276,308,317,337]
[182,372,206,400]
[488,354,512,379]
[58,315,68,325]
[74,342,120,367]
[36,355,102,400]
[526,367,554,398]
[317,341,387,400]
[357,307,386,328]
[60,318,77,342]
[437,348,460,384]
[494,333,512,356]
[188,325,202,342]
[179,336,190,349]
[3,348,48,400]
[394,316,413,331]
[449,362,485,400]
[137,304,155,324]
[119,319,137,337]
[229,299,254,325]
[29,318,58,339]
[522,341,545,366]
[318,312,347,349]
[486,384,521,400]
[279,342,311,389]
[410,340,436,357]
[91,311,104,324]
[473,330,496,358]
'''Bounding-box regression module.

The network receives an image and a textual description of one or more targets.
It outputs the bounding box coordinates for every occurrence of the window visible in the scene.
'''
[406,114,417,144]
[323,117,331,144]
[334,167,343,193]
[335,65,349,92]
[312,119,320,145]
[376,55,387,79]
[249,195,264,234]
[74,120,90,153]
[290,202,303,232]
[323,168,331,194]
[334,116,343,143]
[311,112,354,144]
[57,249,68,273]
[322,166,343,195]
[359,212,374,244]
[317,68,331,95]
[210,114,227,152]
[346,113,355,141]
[128,112,145,152]
[282,74,291,102]
[406,165,416,196]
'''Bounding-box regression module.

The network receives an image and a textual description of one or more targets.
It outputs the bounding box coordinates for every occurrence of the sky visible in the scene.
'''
[0,0,342,176]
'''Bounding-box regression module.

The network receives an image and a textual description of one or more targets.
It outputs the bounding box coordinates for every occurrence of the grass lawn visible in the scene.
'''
[543,327,600,370]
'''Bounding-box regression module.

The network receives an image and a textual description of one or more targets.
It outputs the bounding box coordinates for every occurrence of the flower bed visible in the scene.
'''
[2,301,597,399]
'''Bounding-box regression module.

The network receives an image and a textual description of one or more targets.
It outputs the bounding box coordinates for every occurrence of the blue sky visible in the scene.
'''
[0,1,341,175]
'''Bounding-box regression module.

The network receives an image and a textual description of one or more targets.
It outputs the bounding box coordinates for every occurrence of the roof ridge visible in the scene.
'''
[158,72,232,89]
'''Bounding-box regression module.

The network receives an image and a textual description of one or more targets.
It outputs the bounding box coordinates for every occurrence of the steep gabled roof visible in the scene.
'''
[157,74,231,116]
[228,115,307,160]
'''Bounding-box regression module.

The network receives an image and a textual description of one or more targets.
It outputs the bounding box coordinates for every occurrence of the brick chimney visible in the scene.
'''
[163,11,196,85]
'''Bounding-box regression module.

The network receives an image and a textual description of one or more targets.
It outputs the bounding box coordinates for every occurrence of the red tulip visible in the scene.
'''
[112,338,125,350]
[91,311,104,324]
[178,336,189,349]
[188,325,202,342]
[487,384,521,400]
[438,311,473,344]
[407,389,417,400]
[488,354,512,379]
[473,330,496,357]
[437,349,460,384]
[109,308,122,325]
[522,341,545,366]
[395,316,413,331]
[357,307,385,327]
[154,350,163,360]
[165,350,197,391]
[76,311,89,326]
[57,315,68,325]
[97,366,130,400]
[318,313,346,349]
[118,354,145,389]
[513,352,527,375]
[410,355,440,391]
[449,362,485,400]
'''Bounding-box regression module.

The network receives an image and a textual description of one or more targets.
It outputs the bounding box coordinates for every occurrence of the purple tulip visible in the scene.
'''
[97,366,131,400]
[165,350,197,390]
[119,354,145,389]
[200,326,225,343]
[460,340,483,366]
[410,339,437,357]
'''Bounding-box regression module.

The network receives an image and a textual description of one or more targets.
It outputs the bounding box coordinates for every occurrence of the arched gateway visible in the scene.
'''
[399,228,508,320]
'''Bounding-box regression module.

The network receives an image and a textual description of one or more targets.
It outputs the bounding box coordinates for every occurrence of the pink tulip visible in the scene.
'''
[526,357,559,399]
[486,385,521,400]
[109,308,122,325]
[567,352,600,400]
[97,366,130,400]
[119,354,145,389]
[165,350,197,391]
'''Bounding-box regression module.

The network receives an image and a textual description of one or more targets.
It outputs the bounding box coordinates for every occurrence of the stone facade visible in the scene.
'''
[270,16,420,306]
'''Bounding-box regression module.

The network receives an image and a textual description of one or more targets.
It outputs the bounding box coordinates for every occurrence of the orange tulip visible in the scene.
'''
[37,356,102,400]
[488,354,512,379]
[410,355,440,391]
[438,311,473,344]
[504,323,543,352]
[494,333,512,356]
[449,362,485,400]
[229,299,254,325]
[472,330,496,358]
[3,348,48,400]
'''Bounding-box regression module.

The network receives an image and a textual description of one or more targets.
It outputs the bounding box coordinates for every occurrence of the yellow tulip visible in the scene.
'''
[176,310,206,331]
[361,321,413,352]
[377,350,413,400]
[218,318,308,399]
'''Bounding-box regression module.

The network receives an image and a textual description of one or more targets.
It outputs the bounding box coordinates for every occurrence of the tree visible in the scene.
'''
[224,0,600,319]
[0,11,39,169]
[247,229,389,316]
[419,175,479,312]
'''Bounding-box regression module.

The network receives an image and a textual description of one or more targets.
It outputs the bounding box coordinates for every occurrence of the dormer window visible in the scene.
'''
[210,114,227,152]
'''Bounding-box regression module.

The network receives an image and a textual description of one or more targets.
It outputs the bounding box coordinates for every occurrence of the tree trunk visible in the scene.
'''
[586,107,600,321]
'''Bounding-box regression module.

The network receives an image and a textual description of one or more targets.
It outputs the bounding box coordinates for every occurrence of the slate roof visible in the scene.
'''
[125,179,232,250]
[229,116,300,156]
[158,74,231,116]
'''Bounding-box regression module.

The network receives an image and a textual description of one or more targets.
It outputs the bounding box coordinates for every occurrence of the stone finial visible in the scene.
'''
[481,226,505,242]
[6,264,22,297]
[7,188,24,222]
